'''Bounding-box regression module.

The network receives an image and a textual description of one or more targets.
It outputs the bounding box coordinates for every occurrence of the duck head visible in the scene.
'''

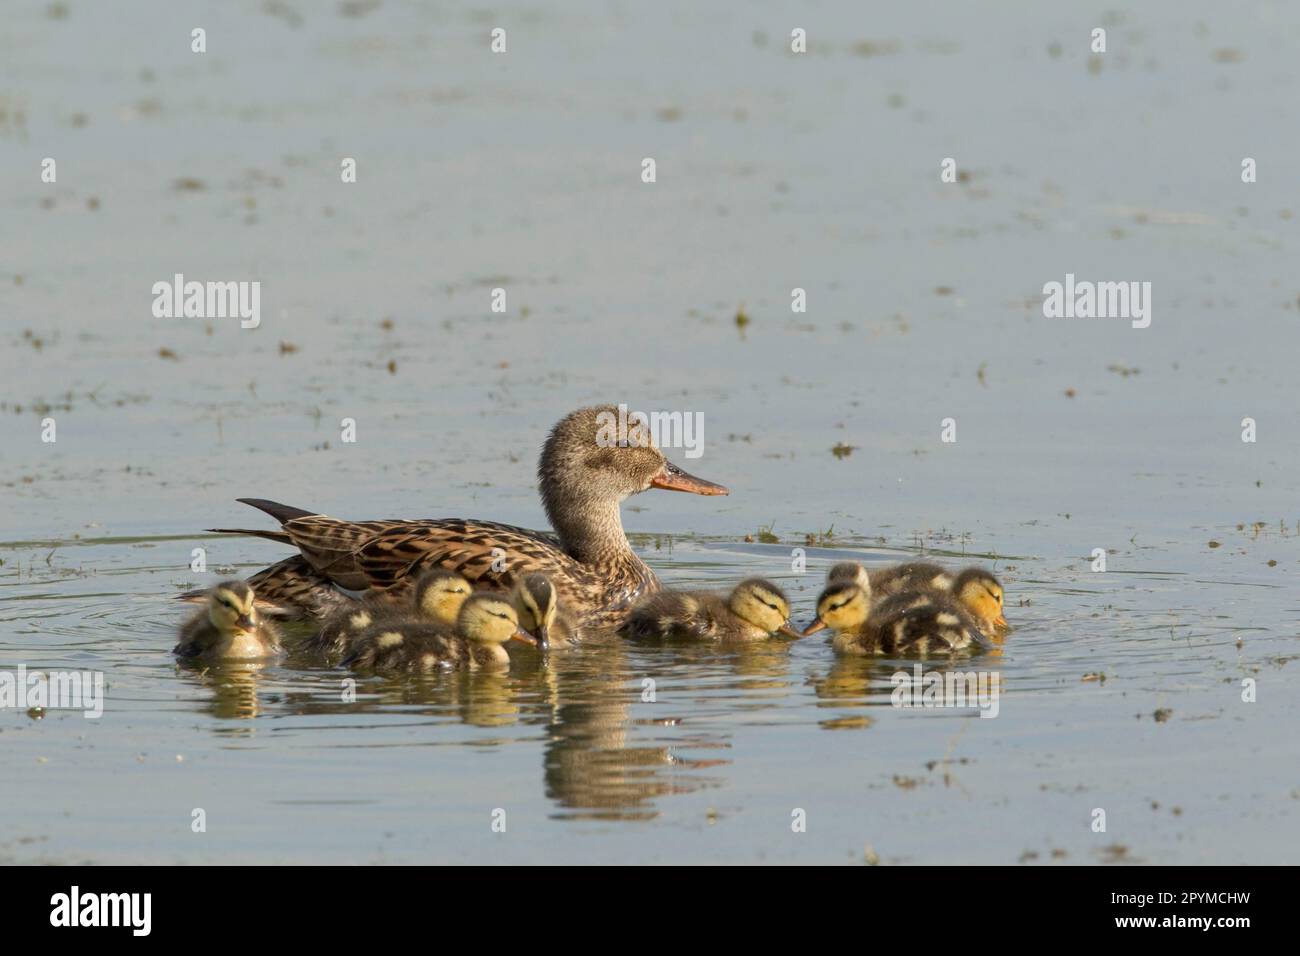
[827,561,871,590]
[803,581,871,636]
[413,569,473,626]
[538,405,728,558]
[512,573,559,650]
[953,568,1007,630]
[458,592,537,647]
[728,578,801,638]
[207,580,258,634]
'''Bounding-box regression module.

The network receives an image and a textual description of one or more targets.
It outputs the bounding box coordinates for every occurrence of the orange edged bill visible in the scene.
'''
[650,461,729,496]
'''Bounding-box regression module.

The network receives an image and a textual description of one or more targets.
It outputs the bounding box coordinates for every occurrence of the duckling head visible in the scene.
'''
[803,582,870,636]
[207,580,258,634]
[457,593,537,648]
[538,406,728,547]
[413,569,472,626]
[953,569,1007,630]
[728,578,801,637]
[827,561,870,590]
[512,573,558,650]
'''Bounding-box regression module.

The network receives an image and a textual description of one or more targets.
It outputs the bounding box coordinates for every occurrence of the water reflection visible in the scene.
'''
[809,648,1007,723]
[175,658,273,723]
[538,635,728,821]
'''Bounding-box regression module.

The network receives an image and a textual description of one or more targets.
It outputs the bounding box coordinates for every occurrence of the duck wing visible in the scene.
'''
[356,518,579,591]
[227,498,587,591]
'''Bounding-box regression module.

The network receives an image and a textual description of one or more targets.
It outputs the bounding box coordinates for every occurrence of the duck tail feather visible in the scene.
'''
[236,497,320,524]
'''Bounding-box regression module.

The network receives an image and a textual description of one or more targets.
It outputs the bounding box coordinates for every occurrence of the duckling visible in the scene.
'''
[175,580,283,660]
[828,560,952,603]
[828,561,1007,632]
[306,569,472,659]
[341,592,536,673]
[951,568,1007,634]
[511,573,581,649]
[622,578,801,642]
[802,581,985,656]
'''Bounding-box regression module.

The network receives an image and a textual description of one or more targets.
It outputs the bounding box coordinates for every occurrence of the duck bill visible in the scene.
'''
[777,622,803,639]
[801,618,827,637]
[510,627,539,648]
[235,614,255,631]
[994,614,1008,628]
[650,462,729,496]
[535,624,551,651]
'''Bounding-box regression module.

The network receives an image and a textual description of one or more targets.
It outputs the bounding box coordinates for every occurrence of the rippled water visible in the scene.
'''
[4,0,1300,863]
[3,526,1296,864]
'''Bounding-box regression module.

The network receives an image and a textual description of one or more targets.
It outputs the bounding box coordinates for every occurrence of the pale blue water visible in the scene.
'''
[2,0,1298,864]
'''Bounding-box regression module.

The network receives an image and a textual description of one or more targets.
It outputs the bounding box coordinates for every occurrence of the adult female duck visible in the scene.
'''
[205,405,728,630]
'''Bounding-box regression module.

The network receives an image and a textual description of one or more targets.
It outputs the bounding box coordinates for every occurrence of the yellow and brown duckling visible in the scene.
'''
[306,569,472,660]
[175,580,283,660]
[828,561,1006,634]
[802,579,986,656]
[622,578,801,642]
[511,573,581,649]
[341,592,536,673]
[950,568,1007,634]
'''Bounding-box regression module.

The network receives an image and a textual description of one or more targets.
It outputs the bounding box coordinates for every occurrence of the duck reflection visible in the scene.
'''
[810,652,1006,724]
[174,657,272,723]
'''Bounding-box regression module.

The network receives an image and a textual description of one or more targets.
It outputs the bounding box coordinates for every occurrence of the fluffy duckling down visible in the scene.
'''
[511,573,581,649]
[622,578,800,642]
[307,569,472,660]
[175,580,283,660]
[828,561,1007,635]
[341,592,536,673]
[803,579,986,656]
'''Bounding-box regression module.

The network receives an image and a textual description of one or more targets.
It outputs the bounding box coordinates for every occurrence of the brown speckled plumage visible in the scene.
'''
[198,406,728,631]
